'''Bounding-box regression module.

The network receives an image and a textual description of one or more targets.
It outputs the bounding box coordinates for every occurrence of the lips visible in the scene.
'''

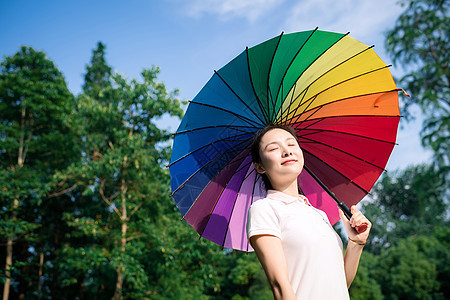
[281,159,297,165]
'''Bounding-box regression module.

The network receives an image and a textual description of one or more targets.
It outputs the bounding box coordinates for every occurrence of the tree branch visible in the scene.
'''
[128,202,143,220]
[99,180,122,218]
[48,184,78,198]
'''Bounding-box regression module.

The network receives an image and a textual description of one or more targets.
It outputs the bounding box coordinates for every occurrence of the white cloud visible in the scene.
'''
[183,0,284,22]
[283,0,405,46]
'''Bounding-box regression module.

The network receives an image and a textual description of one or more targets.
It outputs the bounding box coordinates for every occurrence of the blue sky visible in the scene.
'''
[0,0,432,171]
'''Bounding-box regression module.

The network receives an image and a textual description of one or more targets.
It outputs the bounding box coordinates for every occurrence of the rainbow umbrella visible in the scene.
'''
[169,29,401,252]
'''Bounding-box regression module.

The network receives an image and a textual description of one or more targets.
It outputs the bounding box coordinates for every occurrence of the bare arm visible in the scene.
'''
[339,206,372,288]
[250,235,296,300]
[343,239,365,287]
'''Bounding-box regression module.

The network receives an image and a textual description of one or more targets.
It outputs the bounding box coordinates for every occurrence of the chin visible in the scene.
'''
[280,169,303,180]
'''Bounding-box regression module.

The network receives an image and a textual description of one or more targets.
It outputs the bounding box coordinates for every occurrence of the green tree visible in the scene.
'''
[228,253,271,300]
[362,164,448,254]
[385,0,449,168]
[0,46,78,299]
[82,42,112,99]
[349,252,384,300]
[374,230,448,299]
[51,41,184,298]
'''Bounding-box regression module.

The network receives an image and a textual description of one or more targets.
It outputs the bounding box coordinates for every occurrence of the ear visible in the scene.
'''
[254,162,265,174]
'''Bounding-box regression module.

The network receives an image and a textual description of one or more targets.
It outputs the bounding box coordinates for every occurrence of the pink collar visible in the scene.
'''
[266,190,310,205]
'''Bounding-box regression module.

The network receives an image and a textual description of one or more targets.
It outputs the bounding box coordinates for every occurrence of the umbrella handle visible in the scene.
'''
[338,201,368,234]
[302,166,368,234]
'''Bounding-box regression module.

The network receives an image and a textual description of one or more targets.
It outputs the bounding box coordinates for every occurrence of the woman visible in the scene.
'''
[246,124,371,300]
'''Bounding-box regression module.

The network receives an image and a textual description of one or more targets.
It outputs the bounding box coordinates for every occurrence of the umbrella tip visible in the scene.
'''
[399,88,411,97]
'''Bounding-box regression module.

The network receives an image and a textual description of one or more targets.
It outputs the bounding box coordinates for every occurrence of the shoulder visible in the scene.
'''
[249,197,277,214]
[246,198,282,239]
[247,197,281,224]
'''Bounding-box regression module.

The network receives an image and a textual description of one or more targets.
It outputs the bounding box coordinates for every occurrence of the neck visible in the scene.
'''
[271,178,299,198]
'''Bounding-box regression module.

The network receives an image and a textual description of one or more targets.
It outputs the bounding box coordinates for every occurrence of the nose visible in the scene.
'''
[282,149,292,157]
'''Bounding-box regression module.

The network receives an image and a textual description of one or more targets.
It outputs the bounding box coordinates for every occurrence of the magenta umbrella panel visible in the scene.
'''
[169,29,400,251]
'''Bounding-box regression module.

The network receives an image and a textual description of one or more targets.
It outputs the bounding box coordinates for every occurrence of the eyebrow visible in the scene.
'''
[263,137,296,150]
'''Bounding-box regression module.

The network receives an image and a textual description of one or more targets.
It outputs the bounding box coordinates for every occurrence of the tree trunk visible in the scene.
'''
[112,222,127,300]
[3,236,13,300]
[3,199,18,300]
[113,266,123,300]
[37,252,44,300]
[112,180,127,300]
[4,106,28,300]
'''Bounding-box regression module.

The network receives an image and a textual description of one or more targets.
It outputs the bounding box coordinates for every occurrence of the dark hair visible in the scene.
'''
[250,124,303,194]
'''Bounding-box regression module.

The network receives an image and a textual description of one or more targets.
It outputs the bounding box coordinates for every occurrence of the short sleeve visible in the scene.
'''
[246,200,281,240]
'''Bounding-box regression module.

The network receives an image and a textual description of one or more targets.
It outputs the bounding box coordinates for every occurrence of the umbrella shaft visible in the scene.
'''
[303,166,368,233]
[303,166,352,219]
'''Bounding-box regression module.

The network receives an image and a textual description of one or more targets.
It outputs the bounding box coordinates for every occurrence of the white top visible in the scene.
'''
[246,190,349,300]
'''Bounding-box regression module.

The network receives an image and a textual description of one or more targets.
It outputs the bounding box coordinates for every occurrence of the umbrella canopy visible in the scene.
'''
[169,29,400,252]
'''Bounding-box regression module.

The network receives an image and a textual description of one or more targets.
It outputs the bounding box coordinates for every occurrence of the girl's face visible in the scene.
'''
[255,128,304,183]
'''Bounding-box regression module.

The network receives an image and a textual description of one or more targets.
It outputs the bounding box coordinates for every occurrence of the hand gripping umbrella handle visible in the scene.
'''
[338,201,368,234]
[303,166,368,234]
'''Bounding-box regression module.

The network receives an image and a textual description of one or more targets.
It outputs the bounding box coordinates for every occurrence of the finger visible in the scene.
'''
[349,206,370,227]
[351,214,366,226]
[339,210,353,230]
[339,209,348,224]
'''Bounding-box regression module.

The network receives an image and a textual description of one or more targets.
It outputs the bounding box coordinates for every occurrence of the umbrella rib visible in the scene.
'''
[289,93,320,130]
[289,65,395,119]
[218,161,253,249]
[299,134,390,171]
[180,147,251,225]
[188,101,262,127]
[279,38,375,128]
[273,27,320,114]
[168,132,253,167]
[214,70,266,125]
[296,115,400,144]
[171,137,252,196]
[189,148,251,238]
[300,128,398,146]
[274,30,349,119]
[290,88,400,124]
[280,81,299,125]
[247,170,261,252]
[281,84,311,126]
[173,125,257,137]
[246,47,270,124]
[275,43,377,119]
[288,92,325,131]
[267,32,284,122]
[292,114,324,132]
[231,157,255,178]
[301,148,371,195]
[197,178,228,239]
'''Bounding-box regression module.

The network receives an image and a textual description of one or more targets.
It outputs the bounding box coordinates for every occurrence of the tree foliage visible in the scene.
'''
[362,164,448,254]
[357,163,449,299]
[385,0,449,168]
[374,229,449,300]
[0,46,79,299]
[82,41,113,99]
